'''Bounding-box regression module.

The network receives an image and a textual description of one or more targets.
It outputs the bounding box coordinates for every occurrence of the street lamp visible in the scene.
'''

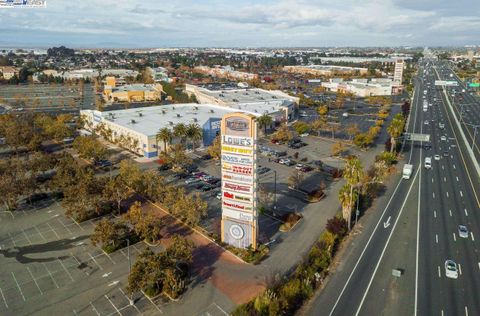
[127,238,134,306]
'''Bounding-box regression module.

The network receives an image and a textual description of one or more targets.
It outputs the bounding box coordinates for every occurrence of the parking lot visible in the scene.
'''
[0,83,96,114]
[0,197,167,316]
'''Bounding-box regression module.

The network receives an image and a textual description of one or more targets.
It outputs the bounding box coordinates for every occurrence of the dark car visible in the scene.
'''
[301,166,313,172]
[96,159,112,168]
[201,185,214,192]
[26,193,49,204]
[206,178,220,185]
[195,183,205,190]
[443,151,449,157]
[201,154,212,160]
[158,163,172,171]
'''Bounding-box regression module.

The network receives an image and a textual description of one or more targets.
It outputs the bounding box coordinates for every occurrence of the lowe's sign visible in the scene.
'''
[222,135,253,147]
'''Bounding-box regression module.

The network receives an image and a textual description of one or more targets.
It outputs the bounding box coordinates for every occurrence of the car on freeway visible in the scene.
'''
[439,123,445,129]
[424,157,432,169]
[444,260,458,279]
[185,177,201,185]
[434,154,441,160]
[424,143,432,150]
[443,151,449,157]
[440,135,447,141]
[458,225,469,238]
[424,120,429,125]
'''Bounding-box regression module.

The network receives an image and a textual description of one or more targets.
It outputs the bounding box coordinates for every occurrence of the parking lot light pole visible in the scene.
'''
[127,238,134,306]
[273,169,277,216]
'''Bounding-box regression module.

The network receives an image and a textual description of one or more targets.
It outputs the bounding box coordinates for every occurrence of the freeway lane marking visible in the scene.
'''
[436,234,438,243]
[471,232,475,241]
[465,209,469,216]
[444,177,446,182]
[465,306,469,316]
[434,210,437,218]
[449,210,452,217]
[458,264,462,275]
[446,191,449,198]
[433,192,435,199]
[453,164,456,169]
[432,178,434,183]
[438,266,441,278]
[460,190,463,197]
[383,216,391,229]
[355,165,421,316]
[453,233,456,242]
[327,171,407,316]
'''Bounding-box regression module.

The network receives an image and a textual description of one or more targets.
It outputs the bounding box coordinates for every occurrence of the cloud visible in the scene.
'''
[0,0,478,47]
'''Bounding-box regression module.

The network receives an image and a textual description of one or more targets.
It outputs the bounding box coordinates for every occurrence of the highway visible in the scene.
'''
[304,58,480,316]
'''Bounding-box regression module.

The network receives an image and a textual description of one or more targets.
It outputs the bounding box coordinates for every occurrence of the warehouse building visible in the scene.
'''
[80,102,289,158]
[103,77,163,102]
[185,83,299,121]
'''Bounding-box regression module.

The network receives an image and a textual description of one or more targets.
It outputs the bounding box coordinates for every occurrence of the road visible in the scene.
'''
[304,58,480,316]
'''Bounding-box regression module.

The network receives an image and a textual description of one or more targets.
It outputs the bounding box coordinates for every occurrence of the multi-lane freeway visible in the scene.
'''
[305,58,480,316]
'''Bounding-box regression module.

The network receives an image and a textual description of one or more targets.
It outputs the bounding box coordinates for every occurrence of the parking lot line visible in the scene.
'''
[22,229,33,245]
[90,301,101,316]
[42,263,59,289]
[69,217,85,231]
[26,267,43,295]
[0,287,8,308]
[46,222,60,239]
[119,288,141,314]
[57,218,73,234]
[7,232,17,247]
[11,272,26,301]
[105,294,122,315]
[88,252,104,270]
[57,259,75,282]
[141,290,163,314]
[34,226,48,242]
[102,250,116,265]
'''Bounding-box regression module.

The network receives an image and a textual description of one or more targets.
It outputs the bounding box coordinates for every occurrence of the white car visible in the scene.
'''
[185,177,200,184]
[434,154,441,161]
[424,120,429,125]
[445,260,458,279]
[458,225,469,238]
[440,136,447,141]
[424,157,432,169]
[300,133,309,137]
[439,123,445,129]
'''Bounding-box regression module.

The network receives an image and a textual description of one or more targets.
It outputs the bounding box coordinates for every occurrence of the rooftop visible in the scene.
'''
[83,102,286,137]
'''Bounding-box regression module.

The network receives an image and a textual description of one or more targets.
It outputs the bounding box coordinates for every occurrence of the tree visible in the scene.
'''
[317,105,328,116]
[124,202,163,243]
[207,135,221,160]
[90,218,132,252]
[103,176,132,214]
[173,123,187,145]
[345,124,360,141]
[331,142,346,157]
[156,127,172,154]
[292,121,310,135]
[387,113,406,153]
[272,123,293,143]
[339,184,358,231]
[72,136,107,162]
[342,157,364,230]
[166,234,195,264]
[257,114,273,135]
[185,123,203,151]
[288,170,304,190]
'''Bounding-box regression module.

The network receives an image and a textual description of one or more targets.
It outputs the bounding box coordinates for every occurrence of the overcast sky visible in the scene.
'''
[1,0,479,48]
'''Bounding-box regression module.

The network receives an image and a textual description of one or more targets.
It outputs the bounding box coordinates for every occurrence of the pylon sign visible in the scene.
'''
[221,113,258,249]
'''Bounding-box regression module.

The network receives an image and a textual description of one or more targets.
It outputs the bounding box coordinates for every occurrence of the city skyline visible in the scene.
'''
[1,0,479,48]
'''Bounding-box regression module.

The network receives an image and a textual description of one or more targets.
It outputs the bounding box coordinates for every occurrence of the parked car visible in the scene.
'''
[96,159,113,168]
[201,184,214,192]
[185,177,201,185]
[216,192,222,200]
[158,163,172,171]
[300,166,313,172]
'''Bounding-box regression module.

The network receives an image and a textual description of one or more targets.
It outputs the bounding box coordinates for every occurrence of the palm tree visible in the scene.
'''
[173,123,187,145]
[342,156,363,230]
[339,184,358,230]
[387,113,405,153]
[344,156,363,187]
[256,114,273,135]
[156,127,172,154]
[186,123,203,151]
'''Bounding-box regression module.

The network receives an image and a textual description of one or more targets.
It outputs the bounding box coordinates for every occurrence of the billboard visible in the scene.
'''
[221,113,258,249]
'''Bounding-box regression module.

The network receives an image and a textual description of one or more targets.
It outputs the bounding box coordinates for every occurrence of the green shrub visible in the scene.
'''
[376,151,397,165]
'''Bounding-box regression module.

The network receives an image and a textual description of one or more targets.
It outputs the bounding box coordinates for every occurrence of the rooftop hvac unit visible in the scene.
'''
[162,110,166,114]
[130,119,136,124]
[169,121,173,126]
[210,109,214,113]
[194,106,198,110]
[193,118,198,122]
[255,91,260,94]
[177,114,181,118]
[138,112,143,117]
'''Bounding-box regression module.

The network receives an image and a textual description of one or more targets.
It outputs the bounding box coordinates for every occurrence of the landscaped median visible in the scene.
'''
[233,216,348,315]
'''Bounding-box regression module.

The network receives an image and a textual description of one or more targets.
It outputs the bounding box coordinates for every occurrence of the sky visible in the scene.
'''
[0,0,479,48]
